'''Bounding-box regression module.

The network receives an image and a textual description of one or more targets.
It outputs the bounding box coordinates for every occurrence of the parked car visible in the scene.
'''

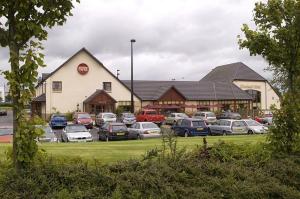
[35,125,58,142]
[242,119,268,134]
[61,124,93,142]
[98,122,129,141]
[192,111,217,124]
[208,119,248,135]
[95,112,116,126]
[172,118,208,137]
[119,112,136,125]
[217,111,241,120]
[49,114,67,128]
[165,113,189,125]
[128,122,161,139]
[0,109,7,116]
[73,112,93,129]
[136,109,165,125]
[262,117,273,126]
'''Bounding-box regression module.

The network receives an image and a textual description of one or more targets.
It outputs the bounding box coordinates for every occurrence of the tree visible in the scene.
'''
[239,0,300,154]
[0,0,79,169]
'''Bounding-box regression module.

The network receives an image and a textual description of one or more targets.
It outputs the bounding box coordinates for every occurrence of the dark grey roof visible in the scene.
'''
[32,93,46,102]
[201,62,266,82]
[122,80,252,101]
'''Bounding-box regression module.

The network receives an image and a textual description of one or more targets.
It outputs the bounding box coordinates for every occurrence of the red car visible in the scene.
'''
[73,112,93,129]
[136,109,165,126]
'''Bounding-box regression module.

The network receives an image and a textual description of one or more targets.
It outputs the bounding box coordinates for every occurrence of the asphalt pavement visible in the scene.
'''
[0,110,13,128]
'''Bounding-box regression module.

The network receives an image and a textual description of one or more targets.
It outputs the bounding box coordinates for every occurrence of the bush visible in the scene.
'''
[0,142,299,199]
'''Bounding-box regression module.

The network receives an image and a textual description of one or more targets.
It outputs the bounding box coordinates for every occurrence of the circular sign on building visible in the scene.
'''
[77,63,89,75]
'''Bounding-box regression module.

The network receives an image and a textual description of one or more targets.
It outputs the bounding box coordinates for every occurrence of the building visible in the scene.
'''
[0,86,5,103]
[33,48,280,119]
[33,48,141,119]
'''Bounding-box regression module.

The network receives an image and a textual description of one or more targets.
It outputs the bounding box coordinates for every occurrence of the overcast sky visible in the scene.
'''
[0,0,270,86]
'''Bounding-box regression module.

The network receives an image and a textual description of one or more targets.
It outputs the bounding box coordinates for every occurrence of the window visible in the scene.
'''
[103,82,112,92]
[52,81,62,92]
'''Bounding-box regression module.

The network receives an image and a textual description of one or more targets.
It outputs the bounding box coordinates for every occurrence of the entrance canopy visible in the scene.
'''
[83,90,116,113]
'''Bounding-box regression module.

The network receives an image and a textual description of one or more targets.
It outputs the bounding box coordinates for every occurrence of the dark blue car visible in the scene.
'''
[49,114,67,129]
[172,118,208,137]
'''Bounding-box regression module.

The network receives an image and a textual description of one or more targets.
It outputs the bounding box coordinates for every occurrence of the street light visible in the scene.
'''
[117,69,120,79]
[130,39,136,113]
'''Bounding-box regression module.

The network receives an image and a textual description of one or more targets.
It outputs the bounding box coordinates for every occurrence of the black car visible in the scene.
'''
[98,122,129,141]
[0,109,7,116]
[172,118,209,137]
[217,111,241,120]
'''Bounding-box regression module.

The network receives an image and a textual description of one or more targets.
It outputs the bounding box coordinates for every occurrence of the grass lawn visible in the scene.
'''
[0,135,266,163]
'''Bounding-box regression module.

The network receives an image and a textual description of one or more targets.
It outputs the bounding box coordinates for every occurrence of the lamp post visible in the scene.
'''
[130,39,136,113]
[117,69,120,79]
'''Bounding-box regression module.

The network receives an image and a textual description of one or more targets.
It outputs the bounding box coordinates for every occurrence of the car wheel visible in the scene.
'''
[222,131,227,136]
[137,134,142,140]
[184,130,189,138]
[248,130,253,134]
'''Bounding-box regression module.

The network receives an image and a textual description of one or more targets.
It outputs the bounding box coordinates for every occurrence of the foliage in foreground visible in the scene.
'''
[239,0,300,154]
[0,141,299,199]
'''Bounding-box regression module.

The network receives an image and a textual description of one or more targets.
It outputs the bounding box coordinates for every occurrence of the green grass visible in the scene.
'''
[0,135,266,163]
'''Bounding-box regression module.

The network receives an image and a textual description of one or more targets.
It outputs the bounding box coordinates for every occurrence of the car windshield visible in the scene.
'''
[231,113,241,117]
[112,125,127,131]
[123,113,135,118]
[192,121,206,127]
[67,125,88,132]
[177,113,188,118]
[104,114,116,118]
[78,114,91,119]
[146,111,157,115]
[142,123,158,129]
[206,112,216,117]
[53,116,65,120]
[246,120,261,126]
[38,126,52,134]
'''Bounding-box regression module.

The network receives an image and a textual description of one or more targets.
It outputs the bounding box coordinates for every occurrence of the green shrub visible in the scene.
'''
[65,111,74,121]
[0,142,299,199]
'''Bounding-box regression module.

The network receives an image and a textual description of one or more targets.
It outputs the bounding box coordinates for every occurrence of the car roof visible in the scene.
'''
[219,119,241,122]
[183,118,204,121]
[109,122,125,125]
[136,122,156,124]
[66,124,86,127]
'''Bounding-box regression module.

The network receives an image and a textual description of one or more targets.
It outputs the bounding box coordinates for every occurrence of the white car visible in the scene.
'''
[61,124,93,142]
[128,122,161,139]
[35,125,58,142]
[242,119,268,134]
[165,113,189,125]
[193,111,217,124]
[95,112,117,126]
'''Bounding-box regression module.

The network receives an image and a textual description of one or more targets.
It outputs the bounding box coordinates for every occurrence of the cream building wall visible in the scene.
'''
[36,49,140,115]
[233,80,280,110]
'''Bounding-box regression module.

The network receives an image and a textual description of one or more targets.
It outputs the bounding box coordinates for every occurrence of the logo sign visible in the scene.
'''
[77,63,89,75]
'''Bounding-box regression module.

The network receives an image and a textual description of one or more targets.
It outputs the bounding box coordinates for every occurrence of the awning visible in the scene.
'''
[32,93,46,102]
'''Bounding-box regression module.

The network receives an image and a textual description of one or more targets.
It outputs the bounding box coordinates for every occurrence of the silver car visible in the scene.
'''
[95,112,116,126]
[61,124,93,142]
[165,113,189,125]
[208,119,248,135]
[36,125,58,142]
[193,111,217,124]
[242,119,268,134]
[128,122,161,139]
[119,112,136,125]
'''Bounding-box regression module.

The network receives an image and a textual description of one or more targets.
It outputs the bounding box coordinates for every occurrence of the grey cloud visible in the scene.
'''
[1,0,271,86]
